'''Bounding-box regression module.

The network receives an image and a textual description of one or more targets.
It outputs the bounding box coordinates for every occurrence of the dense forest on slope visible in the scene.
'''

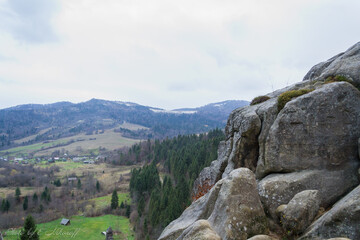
[127,129,224,239]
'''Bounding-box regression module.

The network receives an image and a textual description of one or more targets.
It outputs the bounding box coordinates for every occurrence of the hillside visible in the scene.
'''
[158,43,360,239]
[0,99,248,156]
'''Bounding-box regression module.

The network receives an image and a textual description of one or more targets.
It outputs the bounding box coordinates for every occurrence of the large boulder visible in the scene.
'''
[257,82,360,178]
[300,185,360,240]
[280,190,320,234]
[159,168,268,240]
[303,42,360,86]
[258,169,358,219]
[207,168,268,240]
[176,220,221,240]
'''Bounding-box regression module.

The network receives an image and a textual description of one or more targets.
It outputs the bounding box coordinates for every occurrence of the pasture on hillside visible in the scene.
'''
[3,215,134,240]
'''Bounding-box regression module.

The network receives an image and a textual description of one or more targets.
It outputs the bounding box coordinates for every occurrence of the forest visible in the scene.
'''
[127,129,224,239]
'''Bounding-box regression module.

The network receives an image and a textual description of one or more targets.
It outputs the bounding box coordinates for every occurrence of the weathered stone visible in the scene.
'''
[254,98,279,179]
[222,106,262,177]
[247,235,278,240]
[303,42,360,86]
[159,168,268,240]
[299,185,360,240]
[177,220,221,240]
[258,82,360,178]
[258,169,358,219]
[159,177,225,240]
[192,140,232,198]
[280,190,320,234]
[358,138,360,159]
[275,205,287,218]
[208,168,268,240]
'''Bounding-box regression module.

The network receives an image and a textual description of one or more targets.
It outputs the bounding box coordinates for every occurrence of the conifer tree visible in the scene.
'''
[20,215,39,240]
[15,187,21,203]
[77,179,82,189]
[96,180,100,192]
[23,196,28,211]
[32,193,38,204]
[111,189,118,209]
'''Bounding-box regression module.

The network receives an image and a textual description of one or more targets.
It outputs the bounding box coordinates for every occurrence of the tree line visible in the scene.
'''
[128,128,224,239]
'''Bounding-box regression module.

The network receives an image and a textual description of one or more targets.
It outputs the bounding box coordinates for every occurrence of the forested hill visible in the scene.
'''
[125,129,224,239]
[0,99,247,149]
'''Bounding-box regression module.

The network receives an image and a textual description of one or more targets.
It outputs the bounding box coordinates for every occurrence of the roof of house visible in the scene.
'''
[60,218,70,225]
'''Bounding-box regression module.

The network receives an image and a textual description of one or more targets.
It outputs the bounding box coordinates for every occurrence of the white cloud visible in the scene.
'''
[0,0,359,109]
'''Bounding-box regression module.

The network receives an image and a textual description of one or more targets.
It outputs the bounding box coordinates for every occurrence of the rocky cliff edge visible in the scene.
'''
[159,42,360,240]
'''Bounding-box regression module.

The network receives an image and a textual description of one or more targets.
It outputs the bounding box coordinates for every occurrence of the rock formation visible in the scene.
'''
[159,42,360,239]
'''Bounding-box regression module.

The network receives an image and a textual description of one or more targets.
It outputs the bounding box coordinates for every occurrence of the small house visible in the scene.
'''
[60,218,70,226]
[68,177,77,182]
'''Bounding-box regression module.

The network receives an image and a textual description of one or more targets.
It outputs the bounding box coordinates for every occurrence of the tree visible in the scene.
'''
[96,180,100,192]
[20,215,39,240]
[32,193,38,204]
[111,189,118,209]
[23,196,28,211]
[120,201,124,209]
[15,187,21,203]
[126,205,131,218]
[5,199,10,212]
[77,179,82,189]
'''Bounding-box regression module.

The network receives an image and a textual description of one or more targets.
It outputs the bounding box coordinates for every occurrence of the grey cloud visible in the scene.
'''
[0,0,59,43]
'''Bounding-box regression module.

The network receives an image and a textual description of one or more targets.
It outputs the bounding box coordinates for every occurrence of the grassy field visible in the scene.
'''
[4,215,134,240]
[89,193,131,210]
[1,125,143,157]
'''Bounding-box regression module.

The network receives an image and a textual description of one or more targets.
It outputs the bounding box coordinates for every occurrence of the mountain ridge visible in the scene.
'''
[0,99,249,153]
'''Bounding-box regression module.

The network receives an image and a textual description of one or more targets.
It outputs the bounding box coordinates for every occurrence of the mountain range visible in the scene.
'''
[0,99,248,153]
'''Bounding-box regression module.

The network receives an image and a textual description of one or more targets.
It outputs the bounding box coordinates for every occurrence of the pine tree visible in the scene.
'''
[23,196,28,211]
[15,187,21,203]
[77,179,82,189]
[96,180,100,192]
[111,190,118,209]
[32,193,38,204]
[5,199,10,212]
[126,205,131,218]
[120,201,125,209]
[1,199,5,212]
[20,215,39,240]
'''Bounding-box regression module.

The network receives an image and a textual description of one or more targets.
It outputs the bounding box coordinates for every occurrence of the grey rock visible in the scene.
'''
[208,168,268,240]
[222,106,262,177]
[192,105,262,197]
[280,190,320,234]
[303,42,360,85]
[254,98,279,179]
[258,82,360,178]
[159,168,268,240]
[159,177,225,240]
[176,220,221,240]
[300,185,360,240]
[192,140,231,198]
[247,235,278,240]
[258,169,358,219]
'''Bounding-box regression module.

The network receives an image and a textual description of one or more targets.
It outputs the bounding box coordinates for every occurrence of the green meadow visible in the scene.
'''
[4,215,134,240]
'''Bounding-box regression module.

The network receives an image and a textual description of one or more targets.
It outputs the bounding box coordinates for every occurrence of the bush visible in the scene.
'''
[250,95,270,105]
[277,89,313,112]
[325,75,360,90]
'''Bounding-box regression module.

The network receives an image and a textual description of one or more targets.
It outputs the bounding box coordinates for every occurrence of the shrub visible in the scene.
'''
[277,89,313,112]
[325,75,360,90]
[191,180,214,202]
[250,95,270,105]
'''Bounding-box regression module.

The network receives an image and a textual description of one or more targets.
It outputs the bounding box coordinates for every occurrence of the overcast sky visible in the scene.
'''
[0,0,359,110]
